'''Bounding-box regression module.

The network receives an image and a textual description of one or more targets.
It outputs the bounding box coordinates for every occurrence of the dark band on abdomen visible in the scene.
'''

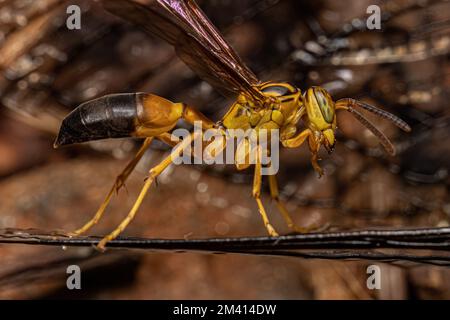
[54,93,142,147]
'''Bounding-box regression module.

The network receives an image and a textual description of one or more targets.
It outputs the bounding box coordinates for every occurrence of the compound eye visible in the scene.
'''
[261,85,292,97]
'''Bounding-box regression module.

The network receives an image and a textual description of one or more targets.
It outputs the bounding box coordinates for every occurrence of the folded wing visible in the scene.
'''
[103,0,264,100]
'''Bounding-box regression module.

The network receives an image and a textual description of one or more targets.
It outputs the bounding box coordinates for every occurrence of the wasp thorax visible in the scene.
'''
[260,82,298,97]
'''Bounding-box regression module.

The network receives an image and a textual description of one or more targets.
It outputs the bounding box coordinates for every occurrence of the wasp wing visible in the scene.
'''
[103,0,264,100]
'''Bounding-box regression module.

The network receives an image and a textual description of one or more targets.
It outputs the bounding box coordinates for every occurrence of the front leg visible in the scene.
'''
[281,128,311,148]
[308,134,324,177]
[281,128,323,177]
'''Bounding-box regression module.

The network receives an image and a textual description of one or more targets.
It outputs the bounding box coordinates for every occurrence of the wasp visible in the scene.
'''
[54,0,411,250]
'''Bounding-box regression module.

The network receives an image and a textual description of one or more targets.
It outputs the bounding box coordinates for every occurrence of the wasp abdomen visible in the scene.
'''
[54,93,142,147]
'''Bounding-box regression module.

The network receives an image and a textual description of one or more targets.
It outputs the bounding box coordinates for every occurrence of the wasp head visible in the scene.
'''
[304,87,337,153]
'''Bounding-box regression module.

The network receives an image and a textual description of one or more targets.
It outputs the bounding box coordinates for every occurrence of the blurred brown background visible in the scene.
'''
[0,0,449,299]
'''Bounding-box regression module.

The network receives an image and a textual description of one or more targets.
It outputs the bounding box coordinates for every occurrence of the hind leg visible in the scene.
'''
[73,95,215,237]
[97,131,200,250]
[72,137,154,236]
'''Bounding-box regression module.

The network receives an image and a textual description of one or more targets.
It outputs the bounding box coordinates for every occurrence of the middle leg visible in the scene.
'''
[252,146,279,237]
[268,174,318,233]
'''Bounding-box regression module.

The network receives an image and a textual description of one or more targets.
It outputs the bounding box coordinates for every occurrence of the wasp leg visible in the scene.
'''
[97,131,200,250]
[268,174,322,233]
[310,154,323,177]
[281,128,311,148]
[281,128,323,177]
[157,132,179,147]
[308,134,324,177]
[252,146,279,237]
[72,137,154,236]
[235,137,253,170]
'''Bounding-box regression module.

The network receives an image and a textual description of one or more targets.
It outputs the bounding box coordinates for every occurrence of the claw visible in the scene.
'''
[313,164,324,178]
[95,241,107,252]
[290,222,330,234]
[266,224,279,237]
[66,231,79,238]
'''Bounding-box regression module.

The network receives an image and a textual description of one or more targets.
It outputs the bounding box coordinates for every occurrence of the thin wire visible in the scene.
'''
[1,227,450,266]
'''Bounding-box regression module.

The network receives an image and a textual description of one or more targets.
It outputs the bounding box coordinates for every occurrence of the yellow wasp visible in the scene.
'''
[55,0,411,250]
